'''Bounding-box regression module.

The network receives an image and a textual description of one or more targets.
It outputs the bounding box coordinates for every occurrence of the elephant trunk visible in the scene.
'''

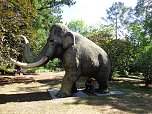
[20,35,48,63]
[9,35,53,68]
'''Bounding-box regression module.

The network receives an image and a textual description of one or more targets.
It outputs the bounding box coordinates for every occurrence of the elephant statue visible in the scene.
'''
[10,23,111,98]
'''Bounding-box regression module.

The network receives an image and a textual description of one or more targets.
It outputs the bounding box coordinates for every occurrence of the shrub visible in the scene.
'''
[137,46,152,87]
[96,39,134,78]
[44,58,62,71]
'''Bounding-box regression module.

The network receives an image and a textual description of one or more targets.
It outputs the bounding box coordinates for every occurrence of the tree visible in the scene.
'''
[89,24,114,41]
[104,2,131,39]
[29,0,75,55]
[0,0,75,71]
[103,1,152,83]
[0,0,36,36]
[0,0,36,69]
[125,0,152,72]
[131,0,152,86]
[32,0,75,33]
[67,19,90,37]
[125,0,152,48]
[135,0,152,38]
[31,0,75,70]
[138,46,152,87]
[88,26,134,78]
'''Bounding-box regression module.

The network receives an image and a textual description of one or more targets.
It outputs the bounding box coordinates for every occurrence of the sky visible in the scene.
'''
[61,0,137,25]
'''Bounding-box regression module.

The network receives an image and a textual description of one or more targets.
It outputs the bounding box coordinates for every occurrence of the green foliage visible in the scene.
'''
[135,0,152,37]
[125,0,152,85]
[106,2,125,23]
[107,40,134,75]
[89,24,114,42]
[0,0,36,35]
[0,66,14,75]
[0,0,75,70]
[44,58,62,71]
[102,0,152,86]
[88,25,134,76]
[26,58,62,72]
[0,0,36,67]
[27,67,50,73]
[103,2,132,39]
[124,0,152,50]
[68,19,90,37]
[31,0,75,59]
[137,46,152,86]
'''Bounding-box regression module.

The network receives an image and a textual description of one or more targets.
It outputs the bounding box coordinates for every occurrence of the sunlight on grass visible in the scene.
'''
[0,72,151,114]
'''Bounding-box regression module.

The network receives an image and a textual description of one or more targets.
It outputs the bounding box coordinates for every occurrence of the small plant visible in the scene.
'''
[0,66,15,75]
[44,58,62,71]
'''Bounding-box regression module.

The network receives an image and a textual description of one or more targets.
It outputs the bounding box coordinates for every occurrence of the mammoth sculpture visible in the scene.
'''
[10,23,111,97]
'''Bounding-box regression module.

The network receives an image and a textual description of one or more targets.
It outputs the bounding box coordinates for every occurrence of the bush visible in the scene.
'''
[96,39,134,78]
[26,58,62,73]
[0,66,15,75]
[137,46,152,87]
[89,33,134,79]
[44,58,62,71]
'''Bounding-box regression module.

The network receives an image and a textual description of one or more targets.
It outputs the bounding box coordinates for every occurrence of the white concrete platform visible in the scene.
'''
[48,89,125,99]
[48,89,88,99]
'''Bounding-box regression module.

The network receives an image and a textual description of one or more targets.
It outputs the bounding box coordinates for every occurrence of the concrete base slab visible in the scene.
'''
[48,89,88,99]
[48,89,125,99]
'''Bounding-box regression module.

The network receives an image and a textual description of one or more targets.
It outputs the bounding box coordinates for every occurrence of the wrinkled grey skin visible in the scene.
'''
[18,23,111,97]
[49,24,110,97]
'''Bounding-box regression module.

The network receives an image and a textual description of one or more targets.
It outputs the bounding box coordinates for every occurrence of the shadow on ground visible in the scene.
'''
[0,72,151,113]
[0,91,50,104]
[0,73,63,104]
[0,74,62,86]
[63,94,152,113]
[63,80,152,114]
[0,78,62,104]
[0,76,36,85]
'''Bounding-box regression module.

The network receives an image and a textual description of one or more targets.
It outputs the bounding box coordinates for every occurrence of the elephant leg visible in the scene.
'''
[71,83,78,93]
[95,67,110,93]
[56,71,80,98]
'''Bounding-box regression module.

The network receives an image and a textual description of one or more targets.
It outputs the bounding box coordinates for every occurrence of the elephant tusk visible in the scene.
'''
[9,56,48,68]
[18,35,49,63]
[18,35,34,63]
[18,35,29,44]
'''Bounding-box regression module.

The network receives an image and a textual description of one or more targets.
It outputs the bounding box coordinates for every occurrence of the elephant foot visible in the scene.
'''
[55,90,71,98]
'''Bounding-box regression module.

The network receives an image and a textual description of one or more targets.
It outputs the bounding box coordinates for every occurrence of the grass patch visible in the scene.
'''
[26,66,62,73]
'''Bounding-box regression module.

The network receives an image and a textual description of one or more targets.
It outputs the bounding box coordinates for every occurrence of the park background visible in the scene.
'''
[0,0,152,113]
[0,0,151,86]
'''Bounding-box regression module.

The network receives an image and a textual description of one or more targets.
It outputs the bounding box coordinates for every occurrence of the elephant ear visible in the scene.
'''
[63,32,75,49]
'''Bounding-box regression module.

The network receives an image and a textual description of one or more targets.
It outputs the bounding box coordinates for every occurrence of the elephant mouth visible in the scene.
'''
[9,56,49,68]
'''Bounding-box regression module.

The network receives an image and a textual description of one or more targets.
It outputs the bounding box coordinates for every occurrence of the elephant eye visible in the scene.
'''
[49,40,54,42]
[49,40,54,44]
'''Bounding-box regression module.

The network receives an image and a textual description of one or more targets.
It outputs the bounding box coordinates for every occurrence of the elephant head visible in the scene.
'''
[10,23,75,68]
